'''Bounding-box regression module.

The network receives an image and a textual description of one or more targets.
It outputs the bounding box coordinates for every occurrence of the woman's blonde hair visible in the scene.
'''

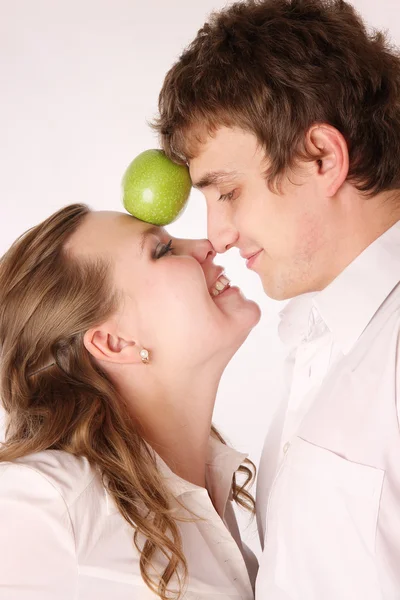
[0,204,255,599]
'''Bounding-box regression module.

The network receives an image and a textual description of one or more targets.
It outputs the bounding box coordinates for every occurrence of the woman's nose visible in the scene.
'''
[187,239,216,263]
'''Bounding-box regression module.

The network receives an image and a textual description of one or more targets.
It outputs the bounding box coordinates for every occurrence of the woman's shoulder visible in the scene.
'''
[0,449,102,509]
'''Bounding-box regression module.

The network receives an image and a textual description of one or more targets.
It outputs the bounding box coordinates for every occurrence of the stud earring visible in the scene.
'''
[139,348,150,364]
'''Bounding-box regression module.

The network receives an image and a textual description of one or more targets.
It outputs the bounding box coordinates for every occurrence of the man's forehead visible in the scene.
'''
[189,127,261,184]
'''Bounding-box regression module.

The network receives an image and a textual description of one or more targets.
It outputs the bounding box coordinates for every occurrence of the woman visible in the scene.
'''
[0,204,261,600]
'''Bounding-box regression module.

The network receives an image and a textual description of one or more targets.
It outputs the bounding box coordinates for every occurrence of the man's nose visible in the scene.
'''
[207,205,239,254]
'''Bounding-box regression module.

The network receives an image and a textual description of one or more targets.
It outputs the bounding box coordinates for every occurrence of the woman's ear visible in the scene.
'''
[307,124,349,197]
[83,322,142,365]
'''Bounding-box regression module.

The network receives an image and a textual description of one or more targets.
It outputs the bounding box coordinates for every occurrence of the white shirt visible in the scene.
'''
[256,220,400,600]
[0,437,257,599]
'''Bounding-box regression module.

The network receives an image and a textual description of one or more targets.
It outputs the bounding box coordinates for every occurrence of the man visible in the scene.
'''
[153,0,400,597]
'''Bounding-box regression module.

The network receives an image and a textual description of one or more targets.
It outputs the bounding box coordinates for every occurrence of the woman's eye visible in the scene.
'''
[153,239,174,259]
[218,189,238,202]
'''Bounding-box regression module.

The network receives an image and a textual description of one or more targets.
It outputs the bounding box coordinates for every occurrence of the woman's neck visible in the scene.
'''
[117,364,222,488]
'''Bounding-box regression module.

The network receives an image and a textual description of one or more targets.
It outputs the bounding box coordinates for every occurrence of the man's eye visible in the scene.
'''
[218,189,238,202]
[153,239,174,259]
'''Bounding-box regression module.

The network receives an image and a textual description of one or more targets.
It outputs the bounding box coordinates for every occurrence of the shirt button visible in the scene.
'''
[283,442,290,454]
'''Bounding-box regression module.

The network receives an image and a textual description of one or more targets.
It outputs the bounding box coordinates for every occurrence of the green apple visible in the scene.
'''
[122,149,192,226]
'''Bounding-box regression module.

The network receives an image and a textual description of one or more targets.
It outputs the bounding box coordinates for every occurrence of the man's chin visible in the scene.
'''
[262,277,316,301]
[260,276,295,301]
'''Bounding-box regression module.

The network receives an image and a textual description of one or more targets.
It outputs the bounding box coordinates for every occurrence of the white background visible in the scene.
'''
[1,0,399,554]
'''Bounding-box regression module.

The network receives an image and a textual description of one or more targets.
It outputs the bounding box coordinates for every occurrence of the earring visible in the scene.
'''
[139,348,150,364]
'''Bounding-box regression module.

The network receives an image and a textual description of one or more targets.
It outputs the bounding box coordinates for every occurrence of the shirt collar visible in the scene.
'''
[279,220,400,354]
[155,436,247,518]
[278,292,317,349]
[106,436,247,518]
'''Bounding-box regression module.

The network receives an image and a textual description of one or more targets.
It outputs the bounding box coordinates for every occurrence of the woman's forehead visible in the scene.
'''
[68,211,156,254]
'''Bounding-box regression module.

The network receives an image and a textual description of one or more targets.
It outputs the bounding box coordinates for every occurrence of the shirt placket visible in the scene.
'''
[279,308,334,461]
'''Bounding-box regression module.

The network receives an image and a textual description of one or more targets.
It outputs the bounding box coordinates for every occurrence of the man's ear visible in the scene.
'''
[307,124,349,197]
[83,322,142,365]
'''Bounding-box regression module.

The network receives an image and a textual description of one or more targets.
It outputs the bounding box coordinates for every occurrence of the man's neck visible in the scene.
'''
[318,187,400,291]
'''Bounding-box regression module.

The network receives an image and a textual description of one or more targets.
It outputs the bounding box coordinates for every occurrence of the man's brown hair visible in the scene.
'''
[153,0,400,196]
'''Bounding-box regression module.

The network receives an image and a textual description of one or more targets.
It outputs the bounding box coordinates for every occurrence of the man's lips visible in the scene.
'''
[241,250,263,269]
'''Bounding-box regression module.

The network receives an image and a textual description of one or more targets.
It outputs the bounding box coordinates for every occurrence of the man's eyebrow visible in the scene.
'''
[139,226,161,256]
[192,170,239,190]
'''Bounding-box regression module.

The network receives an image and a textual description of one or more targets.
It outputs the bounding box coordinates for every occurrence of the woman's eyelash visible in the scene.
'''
[153,239,174,259]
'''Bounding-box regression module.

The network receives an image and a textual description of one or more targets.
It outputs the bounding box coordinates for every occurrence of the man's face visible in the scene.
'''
[190,126,333,300]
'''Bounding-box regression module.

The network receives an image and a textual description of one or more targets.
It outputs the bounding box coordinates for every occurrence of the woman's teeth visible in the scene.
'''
[211,274,231,297]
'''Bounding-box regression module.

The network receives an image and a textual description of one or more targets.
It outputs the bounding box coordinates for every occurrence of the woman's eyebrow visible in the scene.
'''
[139,226,162,255]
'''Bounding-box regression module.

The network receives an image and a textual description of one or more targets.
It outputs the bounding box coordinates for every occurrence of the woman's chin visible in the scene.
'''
[214,287,261,327]
[240,301,262,330]
[223,301,262,351]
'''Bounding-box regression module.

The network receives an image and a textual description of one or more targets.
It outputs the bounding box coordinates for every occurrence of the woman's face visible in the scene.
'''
[75,211,261,369]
